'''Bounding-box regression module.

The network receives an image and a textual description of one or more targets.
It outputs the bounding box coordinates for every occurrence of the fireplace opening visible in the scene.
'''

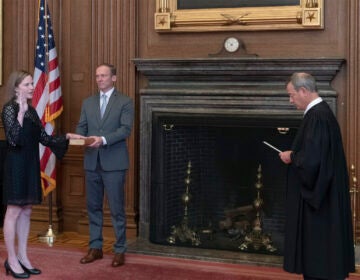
[150,113,301,256]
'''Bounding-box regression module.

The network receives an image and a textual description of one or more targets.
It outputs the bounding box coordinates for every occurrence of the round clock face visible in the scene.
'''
[224,37,240,53]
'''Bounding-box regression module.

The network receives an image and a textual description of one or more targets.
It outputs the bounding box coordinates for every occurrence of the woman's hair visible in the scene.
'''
[287,72,318,92]
[6,70,32,101]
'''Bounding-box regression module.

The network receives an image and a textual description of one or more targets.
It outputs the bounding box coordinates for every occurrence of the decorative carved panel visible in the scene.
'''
[155,0,324,32]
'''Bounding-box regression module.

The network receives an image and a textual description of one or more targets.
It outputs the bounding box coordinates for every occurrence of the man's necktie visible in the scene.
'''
[100,94,107,118]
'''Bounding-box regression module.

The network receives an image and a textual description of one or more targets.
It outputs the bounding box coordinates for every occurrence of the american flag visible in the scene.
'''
[32,0,63,197]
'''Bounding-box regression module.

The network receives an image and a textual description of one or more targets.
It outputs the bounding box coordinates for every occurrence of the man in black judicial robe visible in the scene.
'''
[279,72,355,280]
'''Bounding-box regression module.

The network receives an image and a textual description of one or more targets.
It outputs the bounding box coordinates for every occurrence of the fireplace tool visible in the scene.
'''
[167,161,201,246]
[239,164,277,253]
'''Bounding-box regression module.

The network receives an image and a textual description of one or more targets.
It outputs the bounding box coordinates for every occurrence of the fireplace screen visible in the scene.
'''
[149,113,300,255]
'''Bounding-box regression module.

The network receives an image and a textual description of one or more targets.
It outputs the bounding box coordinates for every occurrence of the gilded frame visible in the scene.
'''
[155,0,323,32]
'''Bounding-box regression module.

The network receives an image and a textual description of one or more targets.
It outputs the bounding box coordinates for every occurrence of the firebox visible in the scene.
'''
[150,113,300,255]
[133,57,344,264]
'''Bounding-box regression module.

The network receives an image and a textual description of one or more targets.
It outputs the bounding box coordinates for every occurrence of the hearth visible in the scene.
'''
[133,57,344,264]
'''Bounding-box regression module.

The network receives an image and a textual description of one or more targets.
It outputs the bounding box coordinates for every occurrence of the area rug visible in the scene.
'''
[0,243,359,280]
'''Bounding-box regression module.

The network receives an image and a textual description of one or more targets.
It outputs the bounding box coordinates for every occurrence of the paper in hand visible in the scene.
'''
[263,141,282,153]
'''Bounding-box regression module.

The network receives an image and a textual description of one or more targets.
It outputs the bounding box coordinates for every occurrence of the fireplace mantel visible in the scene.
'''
[133,57,344,264]
[133,57,344,84]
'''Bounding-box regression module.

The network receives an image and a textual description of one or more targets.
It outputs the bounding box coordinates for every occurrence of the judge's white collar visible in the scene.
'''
[304,97,322,115]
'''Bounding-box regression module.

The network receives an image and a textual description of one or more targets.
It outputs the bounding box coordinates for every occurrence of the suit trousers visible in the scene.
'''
[85,160,127,254]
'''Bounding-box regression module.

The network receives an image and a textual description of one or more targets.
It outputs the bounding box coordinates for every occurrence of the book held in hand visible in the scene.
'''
[69,137,95,146]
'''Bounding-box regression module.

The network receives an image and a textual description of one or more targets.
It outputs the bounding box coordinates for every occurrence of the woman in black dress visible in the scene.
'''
[1,70,82,278]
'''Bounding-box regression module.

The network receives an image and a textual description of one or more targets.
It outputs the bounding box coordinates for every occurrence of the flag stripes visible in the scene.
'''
[32,0,63,197]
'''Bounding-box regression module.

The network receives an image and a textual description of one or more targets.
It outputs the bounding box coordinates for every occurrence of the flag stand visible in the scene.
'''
[38,192,56,246]
[34,0,61,248]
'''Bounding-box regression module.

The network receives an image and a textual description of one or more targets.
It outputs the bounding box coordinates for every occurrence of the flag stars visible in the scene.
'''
[35,0,59,74]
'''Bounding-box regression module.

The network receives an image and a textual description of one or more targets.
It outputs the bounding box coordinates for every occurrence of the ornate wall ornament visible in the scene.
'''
[154,0,323,32]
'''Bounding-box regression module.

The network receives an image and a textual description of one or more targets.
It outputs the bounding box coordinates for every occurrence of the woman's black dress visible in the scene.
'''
[1,101,68,206]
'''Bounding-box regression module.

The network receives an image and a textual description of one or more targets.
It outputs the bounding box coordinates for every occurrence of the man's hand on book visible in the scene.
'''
[66,133,85,140]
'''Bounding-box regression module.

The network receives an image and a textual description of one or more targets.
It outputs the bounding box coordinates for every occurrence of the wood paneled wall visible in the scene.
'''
[58,0,137,237]
[0,0,138,238]
[1,0,360,240]
[347,0,360,186]
[347,0,360,239]
[136,0,360,239]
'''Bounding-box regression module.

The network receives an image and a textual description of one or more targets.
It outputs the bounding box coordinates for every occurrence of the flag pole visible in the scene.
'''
[35,0,56,246]
[38,191,56,246]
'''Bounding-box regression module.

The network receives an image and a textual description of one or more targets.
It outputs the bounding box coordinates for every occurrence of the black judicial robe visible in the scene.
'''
[283,101,355,279]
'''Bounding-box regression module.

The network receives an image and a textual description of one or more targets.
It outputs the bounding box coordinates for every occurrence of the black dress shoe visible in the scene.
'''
[4,260,30,279]
[19,260,42,275]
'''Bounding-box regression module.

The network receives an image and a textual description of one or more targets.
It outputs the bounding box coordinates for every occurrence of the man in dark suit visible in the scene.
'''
[76,63,134,267]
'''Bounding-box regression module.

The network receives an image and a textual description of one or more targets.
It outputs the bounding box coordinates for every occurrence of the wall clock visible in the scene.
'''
[224,37,240,53]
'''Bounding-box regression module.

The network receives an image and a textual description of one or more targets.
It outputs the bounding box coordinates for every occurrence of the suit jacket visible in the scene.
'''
[76,89,134,171]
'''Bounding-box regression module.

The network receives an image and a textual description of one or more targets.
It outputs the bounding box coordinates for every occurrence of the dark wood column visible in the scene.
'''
[347,0,360,243]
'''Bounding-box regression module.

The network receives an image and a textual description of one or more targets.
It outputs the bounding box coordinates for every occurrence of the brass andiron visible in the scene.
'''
[239,164,277,253]
[350,164,358,245]
[167,161,201,246]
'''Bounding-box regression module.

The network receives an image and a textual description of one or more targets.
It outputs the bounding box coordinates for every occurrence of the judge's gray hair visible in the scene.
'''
[288,72,318,93]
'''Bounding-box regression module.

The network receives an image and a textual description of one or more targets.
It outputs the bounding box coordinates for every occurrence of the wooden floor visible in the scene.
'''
[0,230,116,253]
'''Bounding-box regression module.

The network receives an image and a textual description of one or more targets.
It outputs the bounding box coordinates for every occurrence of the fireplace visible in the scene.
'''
[133,57,344,265]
